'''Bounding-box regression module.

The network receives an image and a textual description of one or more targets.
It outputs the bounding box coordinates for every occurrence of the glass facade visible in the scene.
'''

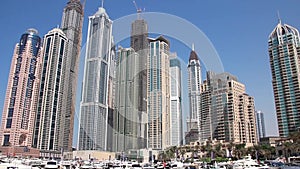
[269,22,300,137]
[32,28,68,151]
[78,7,113,151]
[169,55,183,146]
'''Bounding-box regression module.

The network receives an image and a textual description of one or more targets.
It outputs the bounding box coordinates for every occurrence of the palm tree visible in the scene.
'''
[205,141,213,159]
[226,141,235,158]
[165,146,176,160]
[282,141,293,160]
[214,143,224,157]
[289,131,300,155]
[233,143,246,159]
[179,146,186,160]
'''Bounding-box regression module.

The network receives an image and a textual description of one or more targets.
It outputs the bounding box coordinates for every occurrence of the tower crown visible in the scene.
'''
[189,50,199,61]
[269,22,299,40]
[26,28,38,35]
[94,7,107,16]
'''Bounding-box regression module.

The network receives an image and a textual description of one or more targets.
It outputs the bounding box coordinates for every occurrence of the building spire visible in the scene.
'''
[192,43,195,51]
[101,0,104,8]
[277,10,282,24]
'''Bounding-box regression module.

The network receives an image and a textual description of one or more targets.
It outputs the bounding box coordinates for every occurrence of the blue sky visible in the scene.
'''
[1,0,300,146]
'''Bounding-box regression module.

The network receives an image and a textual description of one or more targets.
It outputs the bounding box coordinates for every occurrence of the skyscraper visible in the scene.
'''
[199,80,212,141]
[147,36,170,150]
[32,28,69,151]
[186,47,201,143]
[60,0,84,151]
[130,16,149,149]
[207,71,257,146]
[255,110,266,141]
[169,53,183,146]
[113,47,145,152]
[78,6,113,151]
[0,29,42,147]
[268,21,300,137]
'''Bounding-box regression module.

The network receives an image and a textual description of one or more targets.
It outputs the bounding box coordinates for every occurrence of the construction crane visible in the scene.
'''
[133,1,143,19]
[81,0,87,14]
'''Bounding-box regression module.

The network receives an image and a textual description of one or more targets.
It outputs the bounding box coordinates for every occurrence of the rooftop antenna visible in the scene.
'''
[101,0,104,8]
[133,1,142,19]
[192,43,195,51]
[277,10,282,24]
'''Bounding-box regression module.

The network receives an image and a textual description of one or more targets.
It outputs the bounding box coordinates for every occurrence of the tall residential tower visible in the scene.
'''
[147,36,170,150]
[32,28,69,151]
[78,6,113,151]
[60,0,84,151]
[186,47,201,143]
[113,47,144,152]
[131,16,149,149]
[169,53,183,146]
[255,110,266,141]
[207,71,258,146]
[0,29,42,147]
[268,21,300,137]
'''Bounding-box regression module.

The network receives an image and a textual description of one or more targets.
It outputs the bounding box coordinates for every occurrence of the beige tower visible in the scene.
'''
[147,36,170,150]
[207,71,257,146]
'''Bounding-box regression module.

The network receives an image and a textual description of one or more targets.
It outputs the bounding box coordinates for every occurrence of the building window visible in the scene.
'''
[6,118,12,128]
[3,135,10,146]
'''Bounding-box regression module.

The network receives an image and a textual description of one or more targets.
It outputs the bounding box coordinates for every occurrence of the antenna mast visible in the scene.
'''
[277,10,281,24]
[133,1,142,19]
[101,0,104,8]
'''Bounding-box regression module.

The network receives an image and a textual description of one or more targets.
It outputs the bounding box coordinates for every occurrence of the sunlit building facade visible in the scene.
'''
[255,110,266,141]
[0,29,42,147]
[186,48,201,143]
[60,0,84,151]
[169,53,183,146]
[78,6,113,151]
[32,28,69,151]
[147,36,170,150]
[268,21,300,137]
[207,71,258,146]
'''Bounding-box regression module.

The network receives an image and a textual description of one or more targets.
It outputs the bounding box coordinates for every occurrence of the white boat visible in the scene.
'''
[80,161,94,169]
[233,155,269,169]
[44,160,59,169]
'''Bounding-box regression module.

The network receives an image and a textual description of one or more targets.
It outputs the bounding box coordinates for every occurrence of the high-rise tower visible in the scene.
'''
[255,110,266,141]
[78,6,113,151]
[130,11,149,149]
[186,47,201,143]
[169,53,183,146]
[32,28,69,151]
[207,71,257,146]
[113,47,144,152]
[60,0,84,151]
[0,29,42,147]
[147,36,170,150]
[268,21,300,137]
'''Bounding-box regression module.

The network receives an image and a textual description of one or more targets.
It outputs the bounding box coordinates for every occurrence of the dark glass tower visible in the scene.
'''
[33,28,68,151]
[130,17,148,149]
[268,21,300,137]
[60,0,84,151]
